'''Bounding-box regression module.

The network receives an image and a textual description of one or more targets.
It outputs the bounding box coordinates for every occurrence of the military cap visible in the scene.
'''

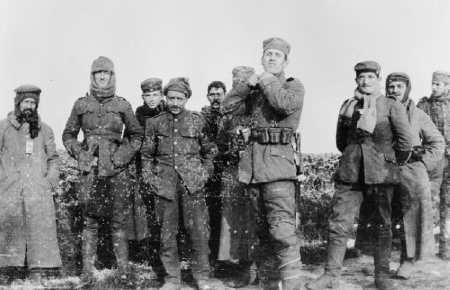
[432,70,450,84]
[232,66,255,87]
[386,72,410,85]
[354,61,381,77]
[163,77,192,98]
[141,78,163,93]
[14,84,41,106]
[263,37,291,57]
[91,56,115,74]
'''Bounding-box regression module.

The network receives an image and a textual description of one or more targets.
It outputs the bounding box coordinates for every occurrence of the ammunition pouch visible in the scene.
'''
[251,127,294,145]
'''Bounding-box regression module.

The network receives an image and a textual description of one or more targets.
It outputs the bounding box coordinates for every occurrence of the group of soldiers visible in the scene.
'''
[0,36,449,290]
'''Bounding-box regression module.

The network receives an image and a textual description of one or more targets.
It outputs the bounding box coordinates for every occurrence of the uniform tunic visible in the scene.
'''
[222,71,304,283]
[418,93,450,257]
[141,109,217,283]
[327,93,413,277]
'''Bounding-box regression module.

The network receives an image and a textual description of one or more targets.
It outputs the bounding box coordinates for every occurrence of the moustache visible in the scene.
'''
[22,108,34,115]
[169,105,181,110]
[212,100,221,105]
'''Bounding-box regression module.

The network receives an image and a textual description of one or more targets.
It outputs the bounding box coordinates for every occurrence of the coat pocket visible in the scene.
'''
[363,145,400,185]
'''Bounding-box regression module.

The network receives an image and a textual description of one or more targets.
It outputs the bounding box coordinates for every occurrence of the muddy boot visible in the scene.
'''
[305,273,339,290]
[225,260,258,288]
[374,273,394,290]
[112,229,134,288]
[259,255,279,290]
[396,260,413,280]
[79,228,97,287]
[305,242,344,290]
[374,235,393,290]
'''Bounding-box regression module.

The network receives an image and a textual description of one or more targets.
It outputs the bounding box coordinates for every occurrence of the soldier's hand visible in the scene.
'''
[259,72,274,82]
[247,73,260,88]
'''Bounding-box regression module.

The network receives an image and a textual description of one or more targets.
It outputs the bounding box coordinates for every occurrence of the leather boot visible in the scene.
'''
[259,256,279,290]
[305,273,339,290]
[305,242,345,290]
[225,260,258,288]
[373,232,393,290]
[396,260,413,279]
[80,228,98,285]
[374,273,394,290]
[112,229,133,288]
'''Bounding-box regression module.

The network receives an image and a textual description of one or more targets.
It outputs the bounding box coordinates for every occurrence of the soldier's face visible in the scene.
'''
[207,87,225,109]
[355,72,381,95]
[387,81,407,101]
[261,49,289,75]
[19,98,37,116]
[167,91,188,115]
[431,81,449,97]
[142,91,164,109]
[94,71,112,88]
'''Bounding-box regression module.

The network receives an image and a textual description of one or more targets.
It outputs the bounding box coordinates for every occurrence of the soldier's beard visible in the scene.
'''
[22,108,34,116]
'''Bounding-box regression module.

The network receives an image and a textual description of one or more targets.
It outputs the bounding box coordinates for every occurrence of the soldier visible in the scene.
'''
[306,62,413,290]
[127,78,167,274]
[357,72,445,279]
[200,81,226,264]
[417,71,450,260]
[222,37,305,290]
[0,85,61,284]
[201,81,226,140]
[141,77,218,290]
[216,67,259,287]
[62,56,144,286]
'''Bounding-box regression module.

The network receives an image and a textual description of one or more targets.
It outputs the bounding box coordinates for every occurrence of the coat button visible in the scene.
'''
[174,142,177,145]
[175,166,178,169]
[174,129,178,132]
[175,119,178,122]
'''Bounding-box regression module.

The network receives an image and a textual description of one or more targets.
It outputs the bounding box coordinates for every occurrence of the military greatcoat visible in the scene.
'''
[0,113,61,268]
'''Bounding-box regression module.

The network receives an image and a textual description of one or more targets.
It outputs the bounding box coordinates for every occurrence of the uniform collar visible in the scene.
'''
[429,90,450,103]
[167,108,188,120]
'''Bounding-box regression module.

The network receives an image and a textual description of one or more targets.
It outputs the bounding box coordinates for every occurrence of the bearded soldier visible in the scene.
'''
[0,85,61,284]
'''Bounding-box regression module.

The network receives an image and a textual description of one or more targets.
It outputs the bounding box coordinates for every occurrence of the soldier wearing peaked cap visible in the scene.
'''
[306,62,413,290]
[62,56,144,286]
[141,77,218,290]
[126,77,168,277]
[0,85,62,282]
[417,70,450,260]
[356,72,444,280]
[222,37,305,290]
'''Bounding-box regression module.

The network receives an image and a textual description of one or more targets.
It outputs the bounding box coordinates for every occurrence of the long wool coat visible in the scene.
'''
[0,113,61,268]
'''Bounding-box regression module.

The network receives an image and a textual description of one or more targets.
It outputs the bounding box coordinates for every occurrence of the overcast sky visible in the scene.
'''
[1,0,450,153]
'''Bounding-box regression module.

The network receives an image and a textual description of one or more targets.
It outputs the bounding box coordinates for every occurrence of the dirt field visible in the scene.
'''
[2,249,449,290]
